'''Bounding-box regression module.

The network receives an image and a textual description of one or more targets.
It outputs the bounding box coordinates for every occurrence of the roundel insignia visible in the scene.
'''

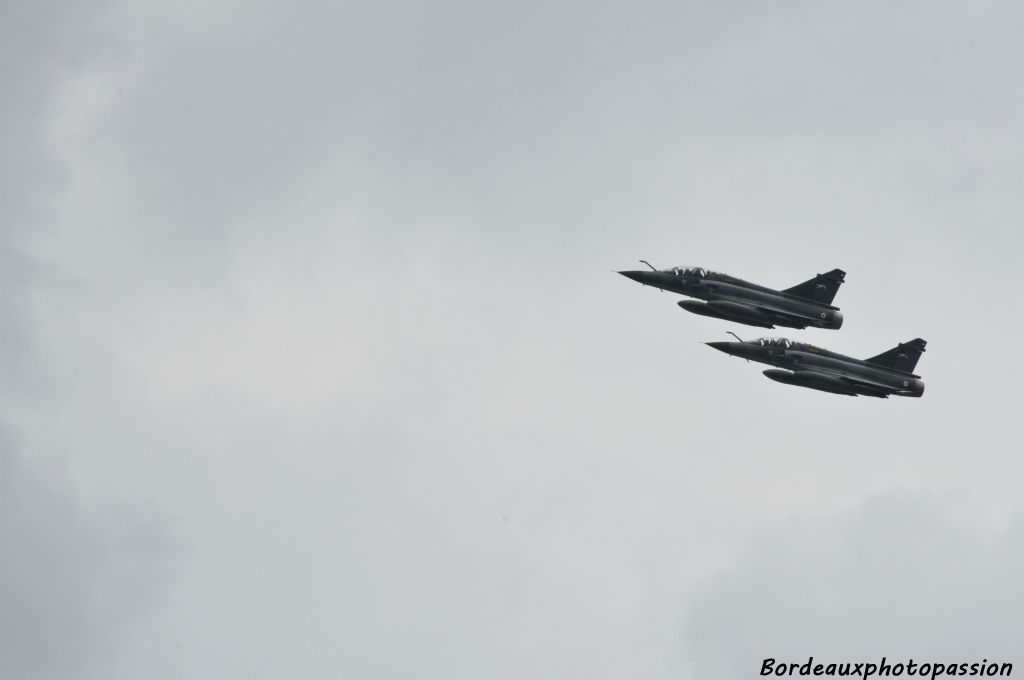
[902,380,909,387]
[820,312,827,319]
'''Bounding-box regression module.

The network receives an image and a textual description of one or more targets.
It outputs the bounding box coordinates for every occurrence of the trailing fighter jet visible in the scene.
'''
[618,262,846,330]
[705,335,927,398]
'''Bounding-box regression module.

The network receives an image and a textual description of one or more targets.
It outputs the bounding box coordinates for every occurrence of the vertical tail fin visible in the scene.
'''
[782,269,846,305]
[865,338,927,374]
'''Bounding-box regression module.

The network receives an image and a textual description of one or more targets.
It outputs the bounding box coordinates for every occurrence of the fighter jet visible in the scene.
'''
[705,335,927,398]
[618,262,846,330]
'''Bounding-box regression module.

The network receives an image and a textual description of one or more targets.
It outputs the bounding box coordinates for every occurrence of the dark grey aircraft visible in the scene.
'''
[618,262,846,330]
[706,335,927,398]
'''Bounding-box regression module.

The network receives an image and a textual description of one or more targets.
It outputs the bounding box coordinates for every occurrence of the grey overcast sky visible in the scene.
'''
[3,1,1024,678]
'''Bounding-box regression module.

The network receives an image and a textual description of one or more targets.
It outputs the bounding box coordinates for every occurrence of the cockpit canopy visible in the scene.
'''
[666,266,707,277]
[755,337,793,348]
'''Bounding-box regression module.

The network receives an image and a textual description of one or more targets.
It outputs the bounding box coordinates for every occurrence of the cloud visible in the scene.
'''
[6,0,1024,678]
[0,431,169,680]
[683,492,1024,679]
[1,2,171,678]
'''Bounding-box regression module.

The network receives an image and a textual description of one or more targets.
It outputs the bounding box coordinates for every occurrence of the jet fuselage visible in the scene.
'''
[706,338,926,398]
[619,266,845,330]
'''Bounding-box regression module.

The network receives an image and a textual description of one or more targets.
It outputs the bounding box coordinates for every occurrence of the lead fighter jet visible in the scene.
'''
[706,335,927,398]
[618,262,846,330]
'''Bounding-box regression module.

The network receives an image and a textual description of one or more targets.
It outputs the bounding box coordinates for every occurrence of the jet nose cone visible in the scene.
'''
[618,270,647,284]
[705,341,732,354]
